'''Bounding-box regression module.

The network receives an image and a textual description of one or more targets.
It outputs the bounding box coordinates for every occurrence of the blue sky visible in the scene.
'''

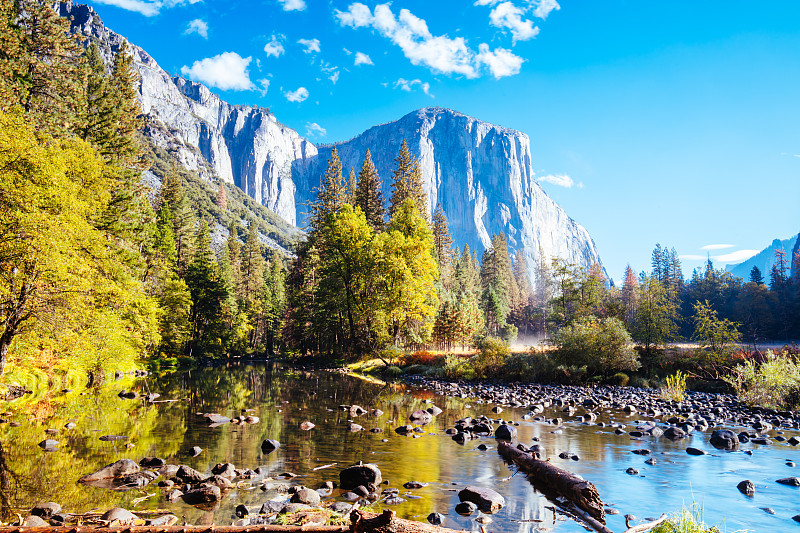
[89,0,800,282]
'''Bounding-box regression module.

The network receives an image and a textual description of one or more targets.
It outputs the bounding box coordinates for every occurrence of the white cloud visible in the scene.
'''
[284,86,309,102]
[329,71,340,84]
[354,51,373,66]
[701,244,734,251]
[91,0,200,17]
[335,3,373,27]
[715,250,760,264]
[394,78,431,96]
[180,52,254,91]
[489,2,539,43]
[476,44,524,78]
[306,122,327,137]
[184,19,208,38]
[277,0,305,11]
[474,0,501,5]
[335,3,523,79]
[257,79,270,96]
[298,38,321,54]
[537,173,582,188]
[264,35,285,57]
[531,0,560,19]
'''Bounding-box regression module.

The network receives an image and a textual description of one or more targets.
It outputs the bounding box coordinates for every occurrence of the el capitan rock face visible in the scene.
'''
[296,108,605,282]
[60,2,604,282]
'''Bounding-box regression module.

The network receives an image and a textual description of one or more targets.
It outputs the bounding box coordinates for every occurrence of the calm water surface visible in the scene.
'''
[2,363,798,532]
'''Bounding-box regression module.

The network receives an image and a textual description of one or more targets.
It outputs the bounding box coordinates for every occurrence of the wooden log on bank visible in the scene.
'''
[0,511,465,533]
[497,440,606,523]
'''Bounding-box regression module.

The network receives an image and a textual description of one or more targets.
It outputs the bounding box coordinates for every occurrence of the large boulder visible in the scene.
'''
[30,502,61,519]
[79,459,139,483]
[710,429,739,451]
[494,424,517,440]
[101,508,139,525]
[458,486,505,514]
[182,485,221,505]
[409,410,433,425]
[663,427,686,441]
[290,488,321,506]
[174,465,205,484]
[339,463,382,491]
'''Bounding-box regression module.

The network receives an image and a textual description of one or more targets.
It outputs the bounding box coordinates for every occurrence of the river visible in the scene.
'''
[1,362,798,532]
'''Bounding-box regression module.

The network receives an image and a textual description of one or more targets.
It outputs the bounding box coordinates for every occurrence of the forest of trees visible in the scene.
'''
[0,0,797,383]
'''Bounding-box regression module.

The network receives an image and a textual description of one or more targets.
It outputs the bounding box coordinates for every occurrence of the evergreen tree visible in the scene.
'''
[107,40,141,164]
[432,203,453,269]
[480,234,519,339]
[749,265,764,285]
[354,149,385,232]
[160,173,195,274]
[16,0,84,135]
[311,147,345,231]
[621,265,639,328]
[389,140,427,219]
[262,255,286,355]
[239,221,266,309]
[216,183,228,211]
[345,167,357,205]
[184,222,228,356]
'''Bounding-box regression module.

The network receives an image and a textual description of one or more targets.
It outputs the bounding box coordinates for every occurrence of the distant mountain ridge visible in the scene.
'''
[60,1,605,283]
[726,235,798,280]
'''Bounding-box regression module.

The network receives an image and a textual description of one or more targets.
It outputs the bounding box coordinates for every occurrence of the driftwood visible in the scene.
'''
[622,514,668,533]
[497,441,606,523]
[0,510,465,533]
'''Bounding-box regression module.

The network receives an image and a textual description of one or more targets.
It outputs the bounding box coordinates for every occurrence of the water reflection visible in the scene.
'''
[0,363,798,532]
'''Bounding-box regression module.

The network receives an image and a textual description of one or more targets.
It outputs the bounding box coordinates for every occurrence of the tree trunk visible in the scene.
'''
[497,440,606,523]
[0,331,13,376]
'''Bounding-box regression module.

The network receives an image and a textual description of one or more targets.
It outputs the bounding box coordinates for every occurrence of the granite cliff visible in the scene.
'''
[60,2,604,282]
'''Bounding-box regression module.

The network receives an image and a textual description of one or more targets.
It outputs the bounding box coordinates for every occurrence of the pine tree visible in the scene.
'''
[239,221,266,307]
[345,167,357,205]
[749,265,764,285]
[17,0,85,135]
[160,173,195,274]
[432,203,453,268]
[354,149,385,232]
[216,183,228,211]
[311,147,345,231]
[389,140,427,219]
[108,40,141,164]
[621,265,639,327]
[792,233,800,283]
[513,250,532,308]
[80,43,116,153]
[184,222,228,356]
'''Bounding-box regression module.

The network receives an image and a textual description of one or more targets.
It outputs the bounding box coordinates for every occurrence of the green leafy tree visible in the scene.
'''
[632,274,680,354]
[551,316,638,377]
[692,299,740,361]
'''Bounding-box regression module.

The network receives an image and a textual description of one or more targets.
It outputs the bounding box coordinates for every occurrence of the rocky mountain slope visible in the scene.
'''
[60,1,604,282]
[726,235,798,280]
[297,108,604,280]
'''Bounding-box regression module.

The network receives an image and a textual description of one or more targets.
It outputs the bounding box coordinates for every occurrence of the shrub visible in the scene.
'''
[551,316,639,377]
[403,350,444,367]
[471,337,510,378]
[661,370,687,402]
[498,352,558,383]
[724,350,800,409]
[443,353,474,380]
[610,372,630,386]
[385,365,403,377]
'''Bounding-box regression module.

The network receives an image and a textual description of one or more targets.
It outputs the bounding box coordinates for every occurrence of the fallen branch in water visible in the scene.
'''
[622,514,668,533]
[497,441,606,523]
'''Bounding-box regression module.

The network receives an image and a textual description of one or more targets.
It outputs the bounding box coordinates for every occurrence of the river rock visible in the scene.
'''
[458,486,505,514]
[148,515,178,526]
[403,481,427,489]
[203,413,231,425]
[395,425,414,435]
[291,488,321,505]
[182,485,221,505]
[494,424,516,440]
[118,390,138,399]
[140,457,166,468]
[426,406,443,416]
[686,447,706,456]
[280,503,311,514]
[427,512,445,525]
[166,489,184,503]
[203,475,232,489]
[211,462,236,479]
[710,429,739,451]
[737,480,755,496]
[79,459,139,482]
[626,468,639,475]
[101,508,139,525]
[175,465,205,484]
[261,439,281,452]
[118,471,157,488]
[631,449,651,456]
[455,501,478,516]
[664,427,686,440]
[776,477,800,486]
[409,410,433,424]
[38,439,58,450]
[21,516,49,527]
[235,504,250,518]
[159,464,180,478]
[349,405,366,417]
[340,463,382,491]
[30,502,61,518]
[300,421,315,430]
[190,446,203,457]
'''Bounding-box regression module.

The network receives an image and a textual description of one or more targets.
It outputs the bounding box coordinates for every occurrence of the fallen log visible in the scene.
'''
[497,440,606,524]
[622,514,668,533]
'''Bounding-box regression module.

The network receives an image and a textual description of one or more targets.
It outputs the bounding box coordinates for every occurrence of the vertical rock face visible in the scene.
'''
[59,0,314,226]
[60,3,604,281]
[297,108,605,282]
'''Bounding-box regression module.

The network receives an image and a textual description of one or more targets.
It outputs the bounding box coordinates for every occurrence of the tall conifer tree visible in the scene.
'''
[355,149,385,231]
[390,140,427,219]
